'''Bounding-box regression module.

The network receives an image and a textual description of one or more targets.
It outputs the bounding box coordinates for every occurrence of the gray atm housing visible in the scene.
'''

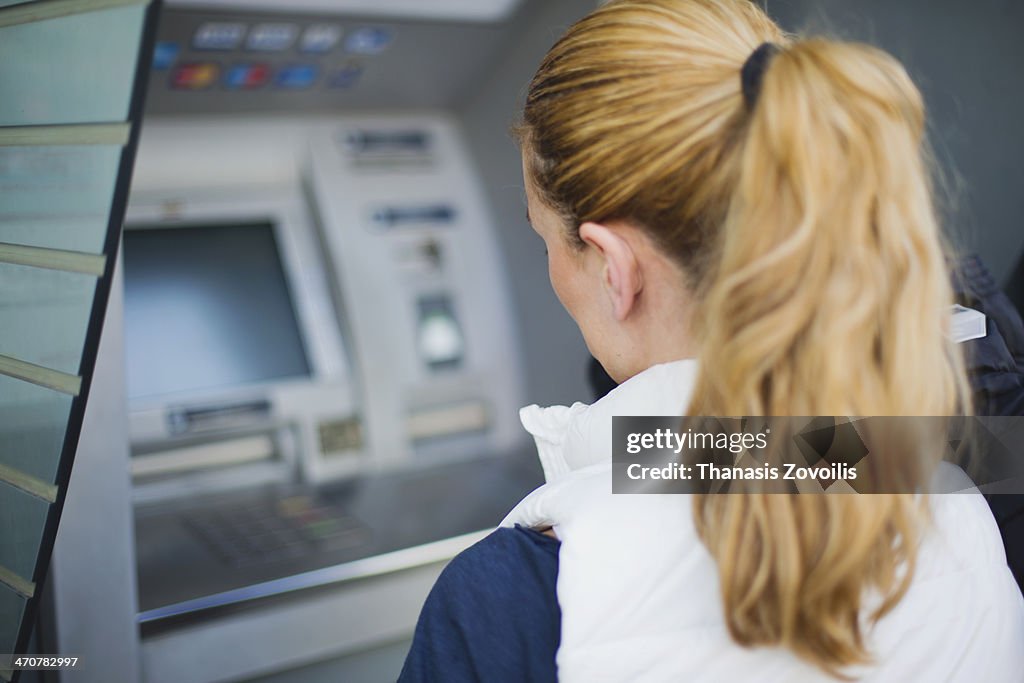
[118,114,539,683]
[125,115,526,497]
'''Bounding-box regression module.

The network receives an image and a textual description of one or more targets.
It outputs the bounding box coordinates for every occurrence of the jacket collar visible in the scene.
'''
[519,359,699,483]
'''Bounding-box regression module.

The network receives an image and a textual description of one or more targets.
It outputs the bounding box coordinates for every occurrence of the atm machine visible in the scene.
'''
[77,1,595,681]
[124,117,541,683]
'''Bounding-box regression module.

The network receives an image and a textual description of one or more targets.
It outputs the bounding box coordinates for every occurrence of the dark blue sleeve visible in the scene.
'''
[955,253,1024,416]
[397,525,561,683]
[954,254,1024,591]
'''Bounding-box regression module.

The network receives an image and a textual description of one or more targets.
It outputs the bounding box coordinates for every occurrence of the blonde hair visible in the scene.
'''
[517,0,970,675]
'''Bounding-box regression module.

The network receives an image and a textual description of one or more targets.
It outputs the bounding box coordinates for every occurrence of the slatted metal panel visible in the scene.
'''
[0,0,158,678]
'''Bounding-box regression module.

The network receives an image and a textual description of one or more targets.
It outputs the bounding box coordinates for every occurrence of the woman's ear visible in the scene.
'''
[579,222,643,321]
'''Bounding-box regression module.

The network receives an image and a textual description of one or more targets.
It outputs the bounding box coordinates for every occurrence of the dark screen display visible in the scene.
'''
[123,222,311,400]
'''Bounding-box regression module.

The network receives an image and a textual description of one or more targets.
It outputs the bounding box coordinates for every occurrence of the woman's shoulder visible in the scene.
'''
[431,524,561,625]
[923,484,1013,574]
[454,524,561,569]
[397,525,561,682]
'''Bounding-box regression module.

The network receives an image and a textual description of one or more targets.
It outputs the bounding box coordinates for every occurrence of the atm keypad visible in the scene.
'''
[183,495,368,566]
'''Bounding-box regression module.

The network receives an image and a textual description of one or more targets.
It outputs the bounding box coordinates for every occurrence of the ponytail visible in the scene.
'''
[694,39,960,418]
[691,39,969,674]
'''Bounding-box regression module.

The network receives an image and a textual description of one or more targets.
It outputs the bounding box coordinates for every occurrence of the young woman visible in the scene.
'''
[400,0,1024,680]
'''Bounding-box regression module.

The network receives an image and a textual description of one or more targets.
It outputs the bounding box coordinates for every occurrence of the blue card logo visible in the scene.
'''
[344,27,393,55]
[276,64,319,89]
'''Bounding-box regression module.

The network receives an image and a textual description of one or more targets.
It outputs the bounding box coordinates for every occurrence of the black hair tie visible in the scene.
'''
[741,42,781,110]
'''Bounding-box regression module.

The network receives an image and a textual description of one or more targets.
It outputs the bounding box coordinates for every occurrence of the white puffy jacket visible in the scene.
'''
[502,359,1024,682]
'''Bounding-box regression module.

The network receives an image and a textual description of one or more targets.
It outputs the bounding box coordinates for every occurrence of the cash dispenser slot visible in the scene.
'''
[167,399,273,435]
[130,433,278,479]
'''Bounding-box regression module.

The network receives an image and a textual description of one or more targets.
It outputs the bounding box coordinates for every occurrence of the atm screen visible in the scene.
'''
[123,222,311,400]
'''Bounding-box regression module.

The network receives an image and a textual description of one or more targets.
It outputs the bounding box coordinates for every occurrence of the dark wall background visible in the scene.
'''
[459,0,1024,408]
[766,0,1024,284]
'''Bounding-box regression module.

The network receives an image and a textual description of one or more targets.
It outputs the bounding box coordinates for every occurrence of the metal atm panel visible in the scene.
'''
[306,116,527,472]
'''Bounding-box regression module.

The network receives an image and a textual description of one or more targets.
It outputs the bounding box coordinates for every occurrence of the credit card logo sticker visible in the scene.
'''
[171,63,221,90]
[329,62,363,89]
[344,27,393,55]
[225,63,271,89]
[193,23,245,51]
[247,23,299,51]
[152,42,179,70]
[300,24,342,53]
[275,64,318,89]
